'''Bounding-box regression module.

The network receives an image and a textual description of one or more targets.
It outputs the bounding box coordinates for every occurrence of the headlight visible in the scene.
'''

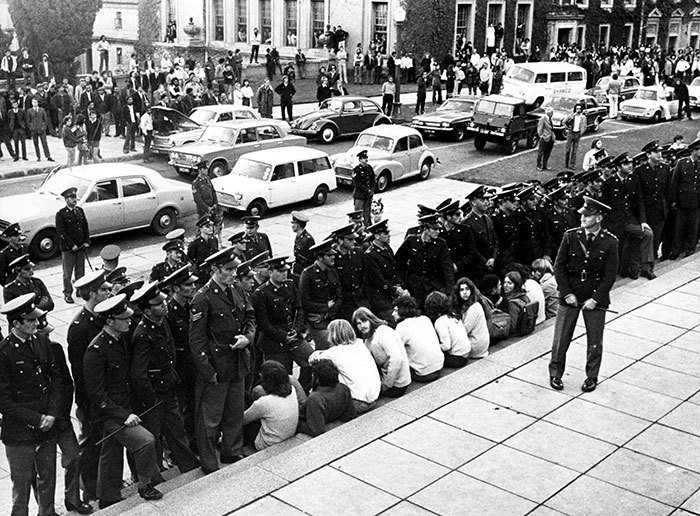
[310,122,318,131]
[468,121,475,127]
[498,127,506,133]
[441,122,449,128]
[186,154,200,164]
[233,193,243,201]
[219,192,241,206]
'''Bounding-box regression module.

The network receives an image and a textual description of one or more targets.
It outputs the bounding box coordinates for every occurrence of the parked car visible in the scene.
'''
[152,105,260,154]
[531,94,607,139]
[585,75,641,107]
[331,126,436,193]
[620,86,679,122]
[467,95,540,155]
[0,164,196,260]
[212,146,337,217]
[168,119,306,178]
[688,76,700,108]
[410,95,477,141]
[289,96,392,144]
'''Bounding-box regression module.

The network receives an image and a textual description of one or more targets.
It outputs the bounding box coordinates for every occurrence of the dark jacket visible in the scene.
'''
[395,235,454,305]
[252,279,305,354]
[244,232,273,260]
[362,241,399,313]
[299,262,342,324]
[352,163,375,200]
[293,230,316,276]
[8,108,27,133]
[274,82,296,101]
[634,160,671,226]
[67,308,103,412]
[670,156,700,209]
[2,276,54,312]
[131,316,178,410]
[55,205,90,251]
[601,173,647,236]
[26,106,50,132]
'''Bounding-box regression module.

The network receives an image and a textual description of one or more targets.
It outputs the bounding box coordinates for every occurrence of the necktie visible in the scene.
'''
[587,233,594,247]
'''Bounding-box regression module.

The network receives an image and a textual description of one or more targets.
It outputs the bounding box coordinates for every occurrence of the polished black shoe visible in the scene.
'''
[220,454,245,464]
[66,501,94,514]
[64,295,75,304]
[581,378,598,392]
[640,270,657,280]
[98,499,122,509]
[668,253,679,260]
[550,377,564,390]
[138,484,163,501]
[628,270,640,280]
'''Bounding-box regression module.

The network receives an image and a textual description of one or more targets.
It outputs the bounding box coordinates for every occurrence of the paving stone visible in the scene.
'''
[582,377,681,421]
[659,402,700,437]
[332,440,449,499]
[643,346,700,377]
[507,357,580,395]
[630,269,700,298]
[470,376,571,418]
[626,424,700,474]
[526,507,569,516]
[668,330,700,354]
[633,302,700,330]
[379,501,437,515]
[606,291,655,316]
[545,475,673,516]
[544,397,650,446]
[458,445,579,503]
[611,361,700,400]
[606,314,687,343]
[587,329,664,360]
[504,420,616,472]
[677,279,700,297]
[681,489,700,513]
[274,466,399,516]
[565,339,636,378]
[587,448,700,507]
[230,496,306,515]
[655,291,700,313]
[430,395,536,443]
[382,416,494,469]
[485,328,554,368]
[409,471,536,516]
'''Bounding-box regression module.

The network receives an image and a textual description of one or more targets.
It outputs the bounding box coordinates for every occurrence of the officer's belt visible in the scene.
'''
[13,390,47,402]
[567,271,600,282]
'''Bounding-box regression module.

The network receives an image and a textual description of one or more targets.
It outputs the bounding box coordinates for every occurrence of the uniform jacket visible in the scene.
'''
[150,259,185,283]
[492,209,515,268]
[395,235,454,303]
[252,279,305,354]
[26,106,50,132]
[670,157,700,210]
[293,230,315,276]
[548,206,578,257]
[443,222,477,279]
[554,227,619,308]
[67,308,104,411]
[55,205,90,251]
[0,243,28,286]
[634,160,671,226]
[601,173,647,235]
[463,211,499,272]
[192,175,218,216]
[244,232,273,260]
[299,262,342,324]
[362,241,399,313]
[167,297,196,385]
[335,248,364,299]
[3,276,54,312]
[512,206,551,264]
[131,316,178,409]
[189,279,256,383]
[187,236,219,278]
[352,163,375,200]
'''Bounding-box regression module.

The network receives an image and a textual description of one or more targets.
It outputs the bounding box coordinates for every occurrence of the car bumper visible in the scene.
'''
[467,127,507,139]
[411,125,454,135]
[290,128,321,138]
[168,161,198,172]
[620,111,652,120]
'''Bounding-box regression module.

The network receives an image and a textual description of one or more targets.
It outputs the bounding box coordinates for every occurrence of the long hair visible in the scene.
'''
[259,360,292,397]
[311,359,339,388]
[505,271,524,294]
[451,277,479,313]
[328,319,357,346]
[351,306,386,339]
[424,291,457,322]
[394,294,421,321]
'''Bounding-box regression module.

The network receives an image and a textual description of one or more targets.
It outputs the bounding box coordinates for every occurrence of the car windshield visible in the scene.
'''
[230,158,271,181]
[152,109,200,133]
[320,99,343,113]
[476,100,513,116]
[199,125,236,144]
[355,134,394,151]
[189,109,217,125]
[547,97,581,110]
[635,90,658,101]
[39,172,92,198]
[595,77,610,89]
[437,99,475,113]
[506,66,535,83]
[692,77,700,87]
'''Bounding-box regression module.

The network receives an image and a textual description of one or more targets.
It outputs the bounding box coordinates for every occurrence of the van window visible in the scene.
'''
[508,66,535,83]
[535,74,548,84]
[477,100,514,117]
[550,72,566,83]
[257,126,280,140]
[567,71,584,82]
[299,156,331,175]
[271,163,296,181]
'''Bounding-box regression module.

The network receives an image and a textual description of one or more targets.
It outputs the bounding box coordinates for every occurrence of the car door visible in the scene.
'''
[392,136,411,179]
[360,100,382,130]
[666,90,679,118]
[256,124,287,150]
[230,126,259,162]
[80,179,123,233]
[338,100,363,134]
[120,176,159,227]
[268,162,299,207]
[407,134,424,175]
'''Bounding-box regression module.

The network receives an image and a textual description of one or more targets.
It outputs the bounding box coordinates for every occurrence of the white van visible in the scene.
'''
[502,62,587,107]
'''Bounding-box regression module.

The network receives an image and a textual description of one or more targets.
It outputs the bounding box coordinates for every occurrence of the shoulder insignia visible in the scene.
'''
[191,311,203,322]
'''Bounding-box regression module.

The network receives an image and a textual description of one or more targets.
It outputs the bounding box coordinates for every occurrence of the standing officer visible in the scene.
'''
[130,281,200,474]
[187,215,219,279]
[352,150,376,226]
[84,294,163,508]
[463,186,498,281]
[332,224,366,322]
[546,186,578,256]
[549,197,618,393]
[150,239,187,282]
[56,187,90,303]
[3,254,55,312]
[99,245,121,273]
[0,293,62,516]
[242,216,273,259]
[512,185,551,265]
[635,140,671,263]
[291,211,315,283]
[363,219,404,323]
[669,139,700,259]
[439,200,476,280]
[491,190,517,273]
[299,240,342,350]
[0,223,27,287]
[252,256,313,391]
[191,161,219,219]
[189,247,256,474]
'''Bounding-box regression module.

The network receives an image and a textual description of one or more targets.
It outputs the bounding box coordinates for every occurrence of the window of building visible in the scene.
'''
[455,2,474,50]
[515,3,531,47]
[115,12,122,30]
[645,21,658,47]
[116,47,123,65]
[311,0,325,48]
[690,22,700,49]
[486,3,503,27]
[599,24,610,47]
[576,26,585,48]
[623,0,636,8]
[668,20,681,50]
[285,0,298,47]
[371,2,388,45]
[236,0,247,43]
[260,0,272,45]
[213,0,224,41]
[166,0,176,23]
[599,0,612,8]
[576,0,588,8]
[623,23,634,47]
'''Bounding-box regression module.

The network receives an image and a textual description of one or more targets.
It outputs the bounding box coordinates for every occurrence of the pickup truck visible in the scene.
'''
[467,95,540,155]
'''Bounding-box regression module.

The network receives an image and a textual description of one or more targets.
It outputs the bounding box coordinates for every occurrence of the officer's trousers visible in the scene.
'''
[6,439,56,516]
[673,207,700,255]
[195,377,245,473]
[75,408,100,501]
[55,426,81,508]
[619,222,654,274]
[549,303,605,381]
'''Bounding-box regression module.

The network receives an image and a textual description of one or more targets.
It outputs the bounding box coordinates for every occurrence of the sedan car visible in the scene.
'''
[152,105,260,154]
[620,86,679,122]
[331,126,436,193]
[213,146,337,217]
[688,76,700,108]
[410,95,477,141]
[168,119,306,178]
[0,164,196,260]
[289,96,392,144]
[532,94,607,139]
[585,75,641,107]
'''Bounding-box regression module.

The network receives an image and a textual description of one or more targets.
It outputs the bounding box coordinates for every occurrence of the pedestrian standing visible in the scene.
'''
[669,139,700,259]
[97,35,110,72]
[250,28,261,63]
[381,75,395,116]
[353,48,363,85]
[415,71,427,115]
[191,161,219,218]
[536,106,555,171]
[563,103,586,169]
[56,187,90,304]
[635,140,671,262]
[241,79,254,107]
[674,76,692,120]
[8,99,27,161]
[0,104,15,160]
[26,97,54,162]
[549,197,618,393]
[62,114,80,168]
[86,110,103,162]
[122,96,139,154]
[295,48,307,80]
[352,150,376,226]
[274,75,296,122]
[606,73,621,119]
[291,211,315,282]
[337,47,348,84]
[257,77,275,118]
[140,106,153,162]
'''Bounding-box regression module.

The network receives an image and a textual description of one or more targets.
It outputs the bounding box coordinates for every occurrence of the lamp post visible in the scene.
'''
[393,5,406,122]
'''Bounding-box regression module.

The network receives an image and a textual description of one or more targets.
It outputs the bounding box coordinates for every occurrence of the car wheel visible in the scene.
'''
[375,171,390,193]
[527,132,539,149]
[652,111,661,123]
[208,160,228,178]
[151,208,177,235]
[419,161,432,180]
[311,185,329,206]
[29,228,59,260]
[474,137,486,150]
[320,126,337,144]
[591,116,602,132]
[247,199,267,217]
[506,137,518,155]
[453,125,466,142]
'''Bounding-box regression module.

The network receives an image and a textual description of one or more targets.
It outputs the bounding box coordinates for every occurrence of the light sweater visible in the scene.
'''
[434,314,471,358]
[242,391,299,450]
[524,278,546,325]
[461,303,490,358]
[539,273,559,319]
[395,316,444,376]
[365,325,411,391]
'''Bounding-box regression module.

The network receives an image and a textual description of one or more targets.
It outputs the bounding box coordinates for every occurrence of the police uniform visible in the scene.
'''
[191,169,219,219]
[2,268,54,313]
[512,186,551,265]
[352,150,376,225]
[293,228,315,278]
[150,240,186,283]
[0,223,27,286]
[189,247,256,473]
[439,201,477,280]
[635,142,672,257]
[362,220,400,322]
[491,204,516,272]
[670,143,700,257]
[549,198,618,392]
[187,216,219,280]
[332,224,366,322]
[463,187,499,280]
[547,188,578,257]
[55,187,90,298]
[242,216,273,260]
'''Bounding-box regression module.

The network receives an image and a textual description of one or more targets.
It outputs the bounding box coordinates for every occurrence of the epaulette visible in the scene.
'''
[565,227,579,234]
[602,229,618,240]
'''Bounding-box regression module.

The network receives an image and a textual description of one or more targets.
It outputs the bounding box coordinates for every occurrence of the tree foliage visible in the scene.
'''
[0,25,13,51]
[8,0,102,81]
[134,0,160,61]
[401,0,455,60]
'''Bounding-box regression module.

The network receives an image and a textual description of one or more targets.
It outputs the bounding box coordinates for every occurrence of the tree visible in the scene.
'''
[8,0,102,82]
[134,0,160,62]
[401,0,455,61]
[0,25,13,52]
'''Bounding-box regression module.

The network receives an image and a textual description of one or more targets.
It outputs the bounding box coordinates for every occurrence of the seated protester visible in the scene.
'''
[479,274,509,313]
[251,373,307,411]
[352,307,411,398]
[297,359,356,437]
[424,291,471,367]
[393,294,444,382]
[531,258,558,319]
[243,361,300,451]
[508,263,546,325]
[451,277,490,359]
[503,271,531,334]
[309,319,381,414]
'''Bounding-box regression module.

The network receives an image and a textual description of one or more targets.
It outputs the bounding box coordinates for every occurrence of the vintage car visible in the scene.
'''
[0,164,196,260]
[152,105,260,154]
[331,126,436,193]
[688,76,700,108]
[168,119,306,178]
[620,86,679,122]
[410,95,477,141]
[213,146,337,217]
[289,96,392,143]
[585,75,641,107]
[467,95,540,154]
[532,94,607,139]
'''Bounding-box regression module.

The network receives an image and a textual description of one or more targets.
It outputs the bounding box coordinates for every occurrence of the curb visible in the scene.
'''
[0,152,145,181]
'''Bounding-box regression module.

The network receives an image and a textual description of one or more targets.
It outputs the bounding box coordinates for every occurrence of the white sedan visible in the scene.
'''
[0,164,197,260]
[688,77,700,109]
[620,86,679,122]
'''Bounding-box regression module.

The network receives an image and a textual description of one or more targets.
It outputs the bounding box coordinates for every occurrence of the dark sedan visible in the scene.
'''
[289,96,392,143]
[586,75,641,108]
[532,94,607,139]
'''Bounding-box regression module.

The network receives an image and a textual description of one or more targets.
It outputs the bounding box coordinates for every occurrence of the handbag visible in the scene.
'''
[487,308,511,342]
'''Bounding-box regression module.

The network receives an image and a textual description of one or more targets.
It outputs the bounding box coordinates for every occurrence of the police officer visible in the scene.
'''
[105,266,130,295]
[363,219,404,323]
[439,200,476,280]
[491,190,517,273]
[352,149,376,226]
[0,223,27,287]
[549,197,618,393]
[291,211,315,282]
[332,224,366,322]
[570,169,603,212]
[242,215,273,260]
[250,251,272,291]
[463,186,498,281]
[395,213,454,307]
[56,187,90,304]
[192,160,219,219]
[130,281,200,474]
[299,240,342,351]
[546,186,578,257]
[0,294,62,516]
[512,185,551,266]
[187,214,219,279]
[252,256,313,391]
[2,254,54,312]
[669,138,700,259]
[150,239,186,282]
[189,247,256,473]
[99,244,121,273]
[84,294,163,507]
[227,231,250,262]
